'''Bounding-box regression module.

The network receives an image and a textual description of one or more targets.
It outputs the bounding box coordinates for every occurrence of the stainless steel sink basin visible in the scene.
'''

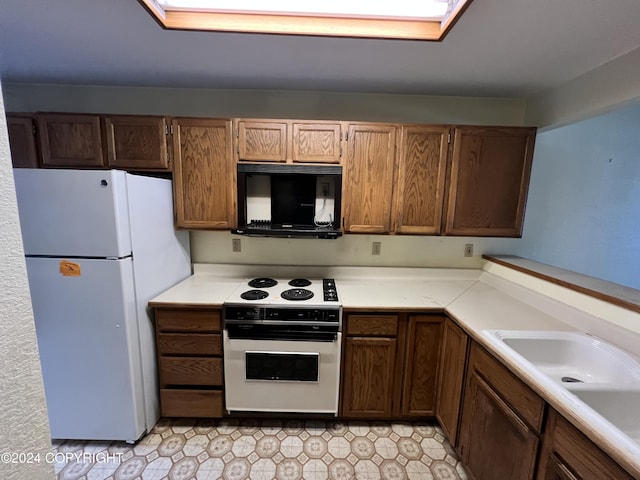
[484,330,640,387]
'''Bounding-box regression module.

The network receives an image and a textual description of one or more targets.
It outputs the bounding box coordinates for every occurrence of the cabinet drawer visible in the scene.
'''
[159,357,223,386]
[346,315,398,336]
[157,333,222,356]
[156,309,221,333]
[160,389,223,418]
[469,342,545,433]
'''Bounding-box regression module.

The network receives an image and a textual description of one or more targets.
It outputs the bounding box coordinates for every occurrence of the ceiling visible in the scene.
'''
[1,0,640,97]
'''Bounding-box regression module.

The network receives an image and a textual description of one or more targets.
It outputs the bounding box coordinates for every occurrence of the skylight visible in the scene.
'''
[140,0,472,40]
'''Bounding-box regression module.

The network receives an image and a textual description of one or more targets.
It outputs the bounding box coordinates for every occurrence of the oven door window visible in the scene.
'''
[245,352,319,382]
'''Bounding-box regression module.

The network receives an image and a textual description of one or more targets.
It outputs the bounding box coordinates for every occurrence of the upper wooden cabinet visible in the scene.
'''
[235,119,342,164]
[445,126,536,237]
[236,120,287,162]
[38,114,105,168]
[291,121,341,163]
[393,125,450,234]
[6,114,39,168]
[34,113,171,171]
[171,118,235,229]
[104,115,169,170]
[343,123,397,233]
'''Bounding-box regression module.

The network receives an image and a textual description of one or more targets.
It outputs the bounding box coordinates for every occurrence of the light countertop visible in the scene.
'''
[148,260,640,476]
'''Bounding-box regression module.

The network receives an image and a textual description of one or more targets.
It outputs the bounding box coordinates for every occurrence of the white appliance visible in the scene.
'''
[223,277,342,414]
[13,169,191,443]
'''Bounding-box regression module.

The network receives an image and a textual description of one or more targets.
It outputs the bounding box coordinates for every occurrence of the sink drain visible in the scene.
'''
[561,376,584,383]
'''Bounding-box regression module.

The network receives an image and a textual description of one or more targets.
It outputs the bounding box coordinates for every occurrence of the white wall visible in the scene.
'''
[192,231,522,268]
[2,83,527,125]
[525,47,640,130]
[516,103,640,289]
[0,82,54,478]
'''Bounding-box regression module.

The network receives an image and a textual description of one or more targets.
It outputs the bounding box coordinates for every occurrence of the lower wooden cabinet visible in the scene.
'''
[342,335,398,417]
[537,409,634,480]
[435,317,469,446]
[154,307,224,418]
[340,312,443,419]
[458,341,545,480]
[400,315,443,416]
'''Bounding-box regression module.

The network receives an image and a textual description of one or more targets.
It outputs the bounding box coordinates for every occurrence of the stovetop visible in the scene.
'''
[224,277,340,307]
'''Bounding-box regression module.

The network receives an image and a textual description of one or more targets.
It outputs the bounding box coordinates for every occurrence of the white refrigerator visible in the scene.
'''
[13,169,191,443]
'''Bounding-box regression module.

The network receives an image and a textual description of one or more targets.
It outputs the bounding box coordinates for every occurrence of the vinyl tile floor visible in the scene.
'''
[53,418,468,480]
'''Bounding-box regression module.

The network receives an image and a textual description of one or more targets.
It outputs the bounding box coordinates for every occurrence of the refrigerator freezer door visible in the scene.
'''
[26,256,145,442]
[14,169,132,258]
[125,173,191,430]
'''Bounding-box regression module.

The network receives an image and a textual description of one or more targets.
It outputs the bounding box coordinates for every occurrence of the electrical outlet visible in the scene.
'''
[232,238,241,253]
[464,243,473,257]
[372,241,381,256]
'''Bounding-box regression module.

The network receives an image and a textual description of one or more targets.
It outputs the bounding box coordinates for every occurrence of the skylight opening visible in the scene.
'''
[156,0,452,21]
[140,0,473,41]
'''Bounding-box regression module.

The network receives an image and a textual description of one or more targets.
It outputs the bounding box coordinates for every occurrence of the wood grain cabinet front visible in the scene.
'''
[341,312,443,419]
[6,114,39,168]
[104,115,169,170]
[393,125,449,234]
[536,409,634,480]
[342,123,397,233]
[444,126,536,237]
[458,341,545,480]
[154,307,224,418]
[171,117,236,229]
[37,113,105,168]
[235,119,342,164]
[435,317,469,447]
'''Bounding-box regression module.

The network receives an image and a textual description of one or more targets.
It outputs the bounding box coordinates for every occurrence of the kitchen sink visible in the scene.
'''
[484,330,640,387]
[570,388,640,443]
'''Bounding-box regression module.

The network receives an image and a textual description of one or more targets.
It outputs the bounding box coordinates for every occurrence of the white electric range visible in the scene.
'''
[222,276,342,415]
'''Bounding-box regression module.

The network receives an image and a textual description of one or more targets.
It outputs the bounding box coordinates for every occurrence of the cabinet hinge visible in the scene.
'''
[345,132,349,141]
[447,133,451,144]
[165,124,169,135]
[170,124,174,135]
[32,124,37,135]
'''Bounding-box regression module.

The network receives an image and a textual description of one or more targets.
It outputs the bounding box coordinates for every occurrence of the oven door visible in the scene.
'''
[223,330,341,414]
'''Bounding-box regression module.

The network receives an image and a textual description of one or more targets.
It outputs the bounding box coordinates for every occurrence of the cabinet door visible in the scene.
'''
[38,114,104,167]
[542,455,579,480]
[536,409,634,480]
[401,315,443,416]
[237,120,287,162]
[343,123,397,233]
[393,125,449,234]
[341,336,397,417]
[105,116,169,170]
[7,115,39,168]
[292,121,342,163]
[435,318,468,445]
[445,126,536,237]
[458,369,539,480]
[172,118,235,229]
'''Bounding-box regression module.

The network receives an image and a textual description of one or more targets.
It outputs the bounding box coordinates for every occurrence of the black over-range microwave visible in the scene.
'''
[232,163,343,239]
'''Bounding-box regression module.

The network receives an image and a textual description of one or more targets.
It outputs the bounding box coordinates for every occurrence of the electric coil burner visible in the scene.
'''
[223,276,342,415]
[240,289,269,301]
[248,277,278,288]
[227,277,339,307]
[281,288,314,301]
